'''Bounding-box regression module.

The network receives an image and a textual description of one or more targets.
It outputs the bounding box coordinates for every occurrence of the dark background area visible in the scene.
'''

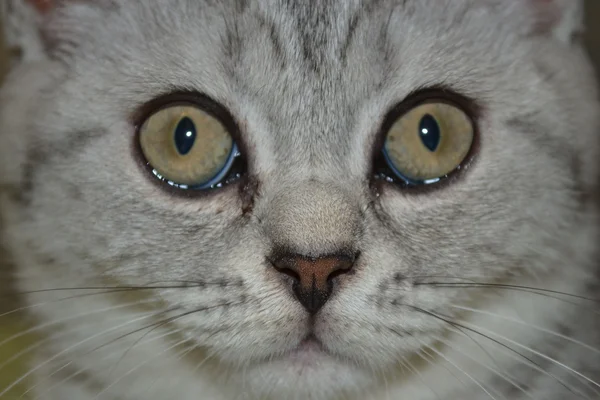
[585,0,600,74]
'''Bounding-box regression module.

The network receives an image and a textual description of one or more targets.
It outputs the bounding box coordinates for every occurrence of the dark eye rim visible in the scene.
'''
[371,87,481,193]
[132,91,248,198]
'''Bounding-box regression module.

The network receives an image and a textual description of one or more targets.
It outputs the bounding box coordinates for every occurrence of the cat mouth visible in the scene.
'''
[294,334,324,351]
[279,334,331,365]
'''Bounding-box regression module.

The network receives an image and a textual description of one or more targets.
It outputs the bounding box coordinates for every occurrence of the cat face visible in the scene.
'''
[0,0,598,399]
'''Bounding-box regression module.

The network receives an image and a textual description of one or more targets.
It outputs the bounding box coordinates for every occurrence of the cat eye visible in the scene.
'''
[138,103,241,190]
[380,101,475,185]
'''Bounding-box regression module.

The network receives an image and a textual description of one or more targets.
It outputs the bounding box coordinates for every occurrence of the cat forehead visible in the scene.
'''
[29,0,534,180]
[62,0,511,58]
[41,0,557,164]
[53,0,525,105]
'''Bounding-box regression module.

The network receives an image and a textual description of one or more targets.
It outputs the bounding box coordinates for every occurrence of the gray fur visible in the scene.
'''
[0,0,598,399]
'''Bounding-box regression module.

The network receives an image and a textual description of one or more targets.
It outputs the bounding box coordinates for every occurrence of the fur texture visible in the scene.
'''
[0,1,599,399]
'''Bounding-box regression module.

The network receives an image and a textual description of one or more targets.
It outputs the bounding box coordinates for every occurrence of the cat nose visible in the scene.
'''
[270,251,357,314]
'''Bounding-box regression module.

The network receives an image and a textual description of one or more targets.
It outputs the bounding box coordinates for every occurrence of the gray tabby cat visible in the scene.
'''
[0,0,599,399]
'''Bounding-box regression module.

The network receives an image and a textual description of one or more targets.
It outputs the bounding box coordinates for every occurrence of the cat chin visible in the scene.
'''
[224,334,415,399]
[237,348,376,400]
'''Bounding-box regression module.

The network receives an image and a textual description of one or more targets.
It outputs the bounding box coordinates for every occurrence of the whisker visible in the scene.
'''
[92,300,242,359]
[88,290,279,363]
[397,350,443,400]
[387,327,446,398]
[140,344,202,396]
[435,335,533,399]
[0,280,239,304]
[93,337,192,399]
[0,312,138,374]
[395,328,515,400]
[412,279,600,303]
[453,316,600,393]
[26,328,182,400]
[0,298,162,349]
[0,306,175,397]
[0,281,198,319]
[3,288,276,398]
[406,305,594,399]
[99,292,279,397]
[417,347,469,391]
[144,329,224,398]
[0,300,169,378]
[438,319,505,374]
[2,279,234,298]
[412,337,499,400]
[359,348,384,399]
[450,304,600,356]
[403,275,600,316]
[104,301,240,380]
[483,336,593,400]
[380,359,391,400]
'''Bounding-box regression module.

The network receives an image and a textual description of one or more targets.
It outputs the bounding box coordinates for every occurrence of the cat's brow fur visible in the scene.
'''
[0,0,599,399]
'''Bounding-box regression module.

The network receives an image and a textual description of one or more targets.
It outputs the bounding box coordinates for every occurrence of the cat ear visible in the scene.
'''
[526,0,585,44]
[1,1,112,66]
[0,0,56,64]
[26,0,54,14]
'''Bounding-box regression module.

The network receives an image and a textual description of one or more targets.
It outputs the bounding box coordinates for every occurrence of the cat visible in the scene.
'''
[0,0,599,399]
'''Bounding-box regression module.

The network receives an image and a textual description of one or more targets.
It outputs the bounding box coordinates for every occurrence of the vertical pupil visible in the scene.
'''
[419,114,441,152]
[174,117,197,156]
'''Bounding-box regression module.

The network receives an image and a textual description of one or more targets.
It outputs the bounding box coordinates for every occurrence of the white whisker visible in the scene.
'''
[454,318,600,393]
[401,354,443,400]
[0,309,154,374]
[417,346,468,389]
[381,359,391,400]
[0,306,176,397]
[28,328,181,400]
[0,298,161,349]
[450,304,600,356]
[411,336,498,400]
[436,335,533,399]
[407,305,595,399]
[0,300,168,376]
[0,289,146,319]
[94,337,192,399]
[137,328,222,398]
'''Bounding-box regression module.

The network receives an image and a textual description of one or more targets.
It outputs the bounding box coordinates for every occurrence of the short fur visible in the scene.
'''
[0,0,599,399]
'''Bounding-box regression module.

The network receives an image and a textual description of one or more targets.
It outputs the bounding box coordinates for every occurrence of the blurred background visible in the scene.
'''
[585,0,600,77]
[0,1,599,80]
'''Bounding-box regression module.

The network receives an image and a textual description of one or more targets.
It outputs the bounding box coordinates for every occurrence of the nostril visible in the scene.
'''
[327,265,351,282]
[268,250,359,314]
[273,265,301,283]
[268,256,300,278]
[327,251,359,282]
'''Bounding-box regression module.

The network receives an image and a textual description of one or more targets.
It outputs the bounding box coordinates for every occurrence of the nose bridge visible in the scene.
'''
[262,181,362,257]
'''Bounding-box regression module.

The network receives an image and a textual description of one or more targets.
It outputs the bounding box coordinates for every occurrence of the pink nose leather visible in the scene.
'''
[271,254,355,314]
